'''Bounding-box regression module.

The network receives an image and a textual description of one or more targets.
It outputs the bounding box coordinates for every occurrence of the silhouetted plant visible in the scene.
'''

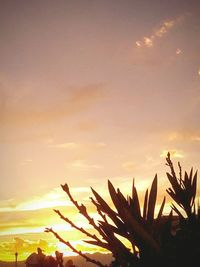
[45,153,200,267]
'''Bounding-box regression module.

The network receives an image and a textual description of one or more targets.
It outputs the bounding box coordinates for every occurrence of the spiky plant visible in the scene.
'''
[45,154,200,267]
[164,153,200,267]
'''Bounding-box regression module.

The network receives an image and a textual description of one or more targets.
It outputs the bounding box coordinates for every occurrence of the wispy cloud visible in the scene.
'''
[0,185,94,213]
[49,141,106,149]
[176,48,182,55]
[66,160,103,170]
[0,187,71,212]
[191,136,200,141]
[1,84,105,126]
[122,161,135,172]
[49,142,78,149]
[135,16,184,48]
[0,185,95,250]
[167,131,200,142]
[20,159,33,166]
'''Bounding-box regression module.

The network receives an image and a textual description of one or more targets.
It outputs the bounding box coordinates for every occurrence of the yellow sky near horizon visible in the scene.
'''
[1,158,200,261]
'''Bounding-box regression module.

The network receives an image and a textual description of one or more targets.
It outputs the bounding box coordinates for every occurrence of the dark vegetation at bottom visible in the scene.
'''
[46,153,200,267]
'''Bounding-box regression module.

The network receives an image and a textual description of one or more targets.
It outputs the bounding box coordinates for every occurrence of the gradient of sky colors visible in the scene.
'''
[0,0,200,261]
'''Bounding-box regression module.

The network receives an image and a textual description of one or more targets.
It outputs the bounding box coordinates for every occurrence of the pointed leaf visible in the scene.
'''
[132,183,141,218]
[108,180,125,213]
[132,178,135,199]
[191,171,197,205]
[98,220,128,237]
[166,188,182,207]
[91,187,125,230]
[171,204,184,219]
[183,171,190,189]
[117,188,129,206]
[166,172,180,192]
[143,189,148,220]
[157,197,166,221]
[122,207,160,253]
[189,168,193,183]
[147,175,157,225]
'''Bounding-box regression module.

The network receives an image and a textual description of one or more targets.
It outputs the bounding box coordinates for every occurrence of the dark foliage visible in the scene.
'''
[46,153,200,267]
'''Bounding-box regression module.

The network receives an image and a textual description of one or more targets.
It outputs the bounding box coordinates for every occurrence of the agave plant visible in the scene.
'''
[164,153,200,267]
[165,152,197,219]
[45,154,199,267]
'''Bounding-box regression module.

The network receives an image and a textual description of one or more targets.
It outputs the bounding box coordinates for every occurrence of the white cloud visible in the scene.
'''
[66,160,102,170]
[49,142,78,149]
[136,41,142,47]
[0,187,72,212]
[190,135,200,141]
[49,142,106,149]
[122,161,135,172]
[143,36,154,47]
[167,131,200,142]
[176,48,182,55]
[20,159,33,166]
[0,185,96,213]
[135,16,184,48]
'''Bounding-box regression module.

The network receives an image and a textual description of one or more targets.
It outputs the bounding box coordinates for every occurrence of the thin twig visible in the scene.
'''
[54,209,103,243]
[178,161,182,186]
[45,228,108,267]
[61,184,109,241]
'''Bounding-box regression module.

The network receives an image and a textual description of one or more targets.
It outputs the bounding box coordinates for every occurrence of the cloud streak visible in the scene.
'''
[0,185,94,214]
[167,131,200,142]
[0,187,73,212]
[135,16,184,48]
[66,160,103,170]
[1,84,105,126]
[49,141,106,149]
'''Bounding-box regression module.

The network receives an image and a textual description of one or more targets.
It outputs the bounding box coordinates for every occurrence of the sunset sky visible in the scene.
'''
[1,0,200,262]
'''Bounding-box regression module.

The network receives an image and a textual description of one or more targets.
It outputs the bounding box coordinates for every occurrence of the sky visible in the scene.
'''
[0,0,200,261]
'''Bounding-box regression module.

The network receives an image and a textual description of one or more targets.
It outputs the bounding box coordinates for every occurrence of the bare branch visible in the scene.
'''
[45,227,108,267]
[61,184,108,241]
[178,161,182,186]
[54,209,105,245]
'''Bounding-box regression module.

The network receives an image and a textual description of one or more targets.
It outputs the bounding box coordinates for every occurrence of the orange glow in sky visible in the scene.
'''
[0,0,200,262]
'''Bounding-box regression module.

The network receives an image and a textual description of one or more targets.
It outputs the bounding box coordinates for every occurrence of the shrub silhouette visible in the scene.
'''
[45,153,200,267]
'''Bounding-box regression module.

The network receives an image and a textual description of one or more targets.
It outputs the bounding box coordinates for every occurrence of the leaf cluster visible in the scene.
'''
[46,153,200,267]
